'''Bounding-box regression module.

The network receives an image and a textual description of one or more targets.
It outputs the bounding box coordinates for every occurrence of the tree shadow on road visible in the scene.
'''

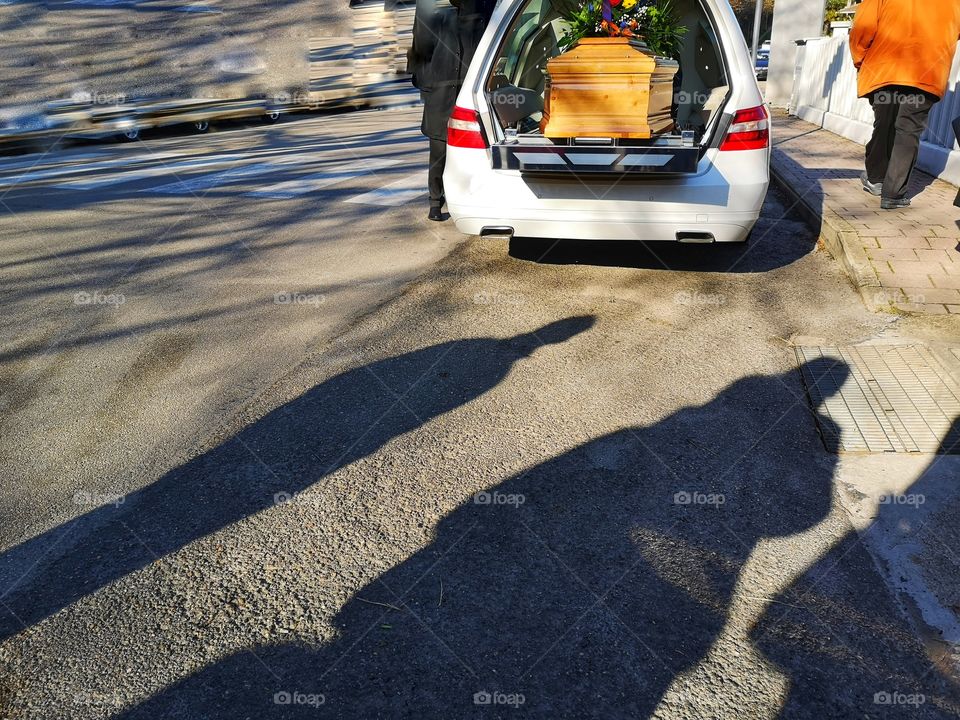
[110,355,955,720]
[0,317,595,643]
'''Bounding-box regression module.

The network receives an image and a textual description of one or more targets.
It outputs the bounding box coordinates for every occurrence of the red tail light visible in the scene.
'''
[447,106,487,149]
[719,105,770,151]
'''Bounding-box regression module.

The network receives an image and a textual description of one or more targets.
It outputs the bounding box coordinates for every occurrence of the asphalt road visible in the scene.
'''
[0,106,959,719]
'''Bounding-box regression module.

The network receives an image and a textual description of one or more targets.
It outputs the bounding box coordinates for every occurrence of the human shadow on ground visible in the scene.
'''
[754,417,960,719]
[117,358,904,719]
[0,317,595,642]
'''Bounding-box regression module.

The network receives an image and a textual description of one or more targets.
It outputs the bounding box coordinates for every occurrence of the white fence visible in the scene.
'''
[790,35,960,185]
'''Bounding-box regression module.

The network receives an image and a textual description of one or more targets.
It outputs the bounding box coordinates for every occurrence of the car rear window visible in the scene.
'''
[486,0,730,140]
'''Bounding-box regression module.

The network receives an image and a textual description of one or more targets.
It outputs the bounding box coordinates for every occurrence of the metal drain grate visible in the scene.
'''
[796,345,960,454]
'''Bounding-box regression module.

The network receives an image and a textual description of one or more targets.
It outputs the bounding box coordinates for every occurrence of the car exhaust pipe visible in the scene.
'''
[480,226,515,239]
[676,231,716,244]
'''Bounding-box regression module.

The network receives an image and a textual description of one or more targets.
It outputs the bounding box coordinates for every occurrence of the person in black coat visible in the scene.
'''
[408,0,496,221]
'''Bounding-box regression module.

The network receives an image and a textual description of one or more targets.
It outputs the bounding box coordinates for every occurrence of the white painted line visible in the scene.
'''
[142,147,394,196]
[44,144,386,192]
[343,170,428,207]
[246,158,403,199]
[53,153,250,191]
[145,161,295,194]
[172,3,222,12]
[0,150,188,188]
[0,129,424,192]
[0,151,109,174]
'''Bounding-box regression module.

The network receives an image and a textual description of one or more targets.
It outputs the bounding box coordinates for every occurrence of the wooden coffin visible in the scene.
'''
[540,37,679,140]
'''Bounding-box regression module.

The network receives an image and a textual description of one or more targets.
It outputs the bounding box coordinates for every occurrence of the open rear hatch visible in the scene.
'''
[480,0,733,178]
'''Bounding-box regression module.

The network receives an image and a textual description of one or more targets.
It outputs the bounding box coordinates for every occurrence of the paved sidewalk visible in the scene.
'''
[770,111,960,315]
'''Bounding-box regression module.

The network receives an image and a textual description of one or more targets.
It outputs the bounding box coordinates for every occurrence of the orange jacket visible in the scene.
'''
[850,0,960,99]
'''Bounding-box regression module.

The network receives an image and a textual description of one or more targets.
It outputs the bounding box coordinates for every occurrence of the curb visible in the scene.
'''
[770,149,884,313]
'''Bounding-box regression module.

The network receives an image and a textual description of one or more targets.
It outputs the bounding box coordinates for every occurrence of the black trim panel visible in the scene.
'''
[492,143,700,175]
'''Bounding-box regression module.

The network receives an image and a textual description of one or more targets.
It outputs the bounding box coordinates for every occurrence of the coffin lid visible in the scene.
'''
[549,37,679,74]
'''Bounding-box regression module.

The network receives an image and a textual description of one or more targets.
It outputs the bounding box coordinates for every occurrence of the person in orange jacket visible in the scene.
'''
[850,0,960,210]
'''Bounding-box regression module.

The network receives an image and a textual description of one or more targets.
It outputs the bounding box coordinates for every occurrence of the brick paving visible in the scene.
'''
[770,111,960,315]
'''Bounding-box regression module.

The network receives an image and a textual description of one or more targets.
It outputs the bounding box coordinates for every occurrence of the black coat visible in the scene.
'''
[407,0,496,140]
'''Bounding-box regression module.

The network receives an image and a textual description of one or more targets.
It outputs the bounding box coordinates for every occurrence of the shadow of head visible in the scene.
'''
[517,315,596,354]
[939,414,960,455]
[797,355,851,444]
[800,356,851,391]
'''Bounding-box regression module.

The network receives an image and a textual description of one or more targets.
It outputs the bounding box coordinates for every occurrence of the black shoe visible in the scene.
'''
[860,173,882,197]
[428,205,444,221]
[880,196,911,210]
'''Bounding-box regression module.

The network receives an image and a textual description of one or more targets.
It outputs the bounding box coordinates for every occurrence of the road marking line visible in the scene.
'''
[0,128,425,192]
[343,170,428,207]
[246,158,404,199]
[53,154,251,191]
[0,152,110,174]
[143,150,402,195]
[144,161,301,194]
[0,150,188,188]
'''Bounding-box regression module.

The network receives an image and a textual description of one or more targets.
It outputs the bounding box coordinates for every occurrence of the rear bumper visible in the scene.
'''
[446,146,769,242]
[453,215,758,242]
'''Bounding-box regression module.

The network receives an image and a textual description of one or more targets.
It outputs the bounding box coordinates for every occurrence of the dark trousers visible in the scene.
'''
[866,86,936,199]
[428,138,447,206]
[954,116,960,208]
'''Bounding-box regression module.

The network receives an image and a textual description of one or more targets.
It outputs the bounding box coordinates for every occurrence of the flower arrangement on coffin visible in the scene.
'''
[560,0,687,58]
[541,0,687,139]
